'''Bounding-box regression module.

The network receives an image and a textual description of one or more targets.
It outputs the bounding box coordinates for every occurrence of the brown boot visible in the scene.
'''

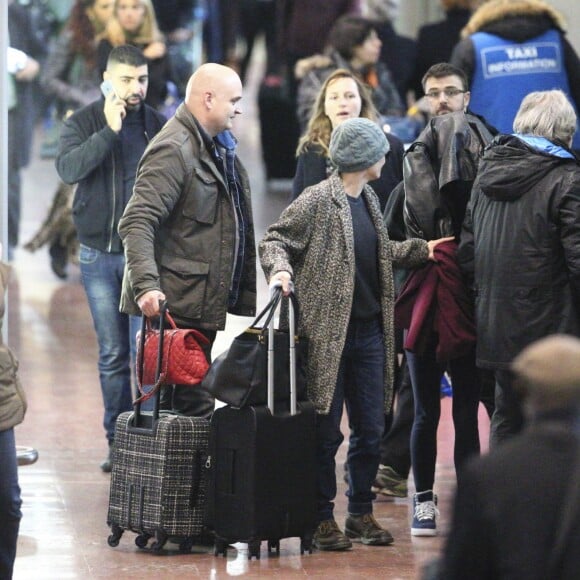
[345,513,394,546]
[313,519,352,551]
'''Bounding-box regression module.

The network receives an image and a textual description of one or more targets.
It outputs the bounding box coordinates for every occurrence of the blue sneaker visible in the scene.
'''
[411,490,439,536]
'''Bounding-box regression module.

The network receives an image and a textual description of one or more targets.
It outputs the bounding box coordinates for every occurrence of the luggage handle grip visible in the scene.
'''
[134,300,170,430]
[267,283,298,416]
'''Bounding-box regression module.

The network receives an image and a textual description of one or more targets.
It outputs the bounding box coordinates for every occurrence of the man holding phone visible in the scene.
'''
[55,45,166,472]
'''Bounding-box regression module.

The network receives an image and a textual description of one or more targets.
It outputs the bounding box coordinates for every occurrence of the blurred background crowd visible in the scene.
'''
[5,0,579,269]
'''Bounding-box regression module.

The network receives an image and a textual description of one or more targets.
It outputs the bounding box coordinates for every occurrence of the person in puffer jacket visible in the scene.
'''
[458,89,580,447]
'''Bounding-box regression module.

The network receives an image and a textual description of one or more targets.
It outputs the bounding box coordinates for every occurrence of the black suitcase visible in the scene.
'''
[205,287,317,558]
[258,75,300,180]
[106,308,210,553]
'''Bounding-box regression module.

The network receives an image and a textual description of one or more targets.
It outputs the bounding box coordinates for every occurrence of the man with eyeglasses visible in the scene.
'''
[394,62,495,537]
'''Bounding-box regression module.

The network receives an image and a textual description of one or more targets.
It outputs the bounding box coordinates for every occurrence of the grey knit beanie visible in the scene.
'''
[329,118,390,173]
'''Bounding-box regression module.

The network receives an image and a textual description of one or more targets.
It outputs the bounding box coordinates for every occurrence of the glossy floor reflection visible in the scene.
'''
[8,51,489,579]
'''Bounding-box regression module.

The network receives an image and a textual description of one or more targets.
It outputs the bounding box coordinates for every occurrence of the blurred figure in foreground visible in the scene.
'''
[431,334,580,580]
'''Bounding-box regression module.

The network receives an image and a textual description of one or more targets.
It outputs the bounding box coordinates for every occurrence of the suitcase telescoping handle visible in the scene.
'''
[268,282,298,416]
[134,300,169,429]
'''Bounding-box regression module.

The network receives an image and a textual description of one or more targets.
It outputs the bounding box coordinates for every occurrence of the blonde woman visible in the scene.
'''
[292,68,404,210]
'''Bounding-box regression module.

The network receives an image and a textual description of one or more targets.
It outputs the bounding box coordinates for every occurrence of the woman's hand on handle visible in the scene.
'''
[269,271,292,296]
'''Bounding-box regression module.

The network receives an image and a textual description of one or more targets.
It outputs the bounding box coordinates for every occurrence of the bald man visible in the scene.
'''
[119,63,256,417]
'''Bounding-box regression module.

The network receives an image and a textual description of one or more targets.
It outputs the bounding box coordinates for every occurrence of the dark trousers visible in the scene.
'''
[316,318,385,521]
[490,369,524,448]
[379,357,413,478]
[479,368,496,419]
[407,335,481,492]
[0,428,21,580]
[160,328,216,419]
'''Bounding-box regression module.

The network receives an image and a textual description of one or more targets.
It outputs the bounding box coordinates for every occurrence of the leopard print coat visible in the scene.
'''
[259,174,428,414]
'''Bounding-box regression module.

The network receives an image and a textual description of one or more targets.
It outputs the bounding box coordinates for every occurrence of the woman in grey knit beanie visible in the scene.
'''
[259,117,452,552]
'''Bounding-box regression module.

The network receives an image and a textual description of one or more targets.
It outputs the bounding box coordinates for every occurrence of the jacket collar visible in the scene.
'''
[328,173,383,232]
[174,104,229,189]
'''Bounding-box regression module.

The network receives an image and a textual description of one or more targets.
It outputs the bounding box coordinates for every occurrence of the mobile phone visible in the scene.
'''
[100,79,115,99]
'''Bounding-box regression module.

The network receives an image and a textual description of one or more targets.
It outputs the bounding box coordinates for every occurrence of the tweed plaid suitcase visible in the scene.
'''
[106,306,210,553]
[106,410,210,552]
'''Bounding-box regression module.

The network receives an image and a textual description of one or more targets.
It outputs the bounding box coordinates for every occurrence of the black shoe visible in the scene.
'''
[51,258,67,280]
[100,449,113,473]
[49,241,68,279]
[345,513,394,546]
[313,519,352,551]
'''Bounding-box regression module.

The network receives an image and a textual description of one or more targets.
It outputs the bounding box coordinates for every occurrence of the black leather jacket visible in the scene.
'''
[403,111,494,241]
[56,98,166,252]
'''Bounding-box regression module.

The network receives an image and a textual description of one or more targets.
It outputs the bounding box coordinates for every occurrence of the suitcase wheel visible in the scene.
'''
[267,540,280,555]
[213,537,228,557]
[150,530,168,553]
[135,533,151,549]
[107,523,123,547]
[248,540,261,560]
[300,533,313,555]
[179,537,195,553]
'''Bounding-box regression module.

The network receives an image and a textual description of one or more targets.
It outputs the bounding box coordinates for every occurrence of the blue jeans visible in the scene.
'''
[0,428,21,580]
[407,334,481,492]
[79,245,141,443]
[316,318,385,521]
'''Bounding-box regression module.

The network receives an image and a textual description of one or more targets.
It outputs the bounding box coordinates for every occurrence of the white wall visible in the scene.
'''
[550,0,580,52]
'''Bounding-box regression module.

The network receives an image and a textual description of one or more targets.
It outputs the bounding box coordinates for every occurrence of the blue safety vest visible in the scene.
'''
[469,30,580,149]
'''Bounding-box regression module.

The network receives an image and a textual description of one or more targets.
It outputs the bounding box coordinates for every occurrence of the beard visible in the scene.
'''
[124,94,144,111]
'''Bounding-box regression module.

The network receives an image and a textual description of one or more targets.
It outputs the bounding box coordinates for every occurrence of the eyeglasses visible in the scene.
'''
[425,88,467,99]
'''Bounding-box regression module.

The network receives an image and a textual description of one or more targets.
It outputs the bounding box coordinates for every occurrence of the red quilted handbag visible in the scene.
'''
[135,307,210,403]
